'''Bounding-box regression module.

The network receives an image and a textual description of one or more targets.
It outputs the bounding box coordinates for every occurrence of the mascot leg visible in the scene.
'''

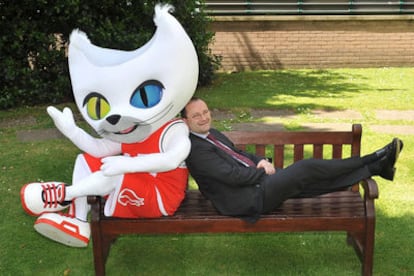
[32,154,91,247]
[27,154,121,247]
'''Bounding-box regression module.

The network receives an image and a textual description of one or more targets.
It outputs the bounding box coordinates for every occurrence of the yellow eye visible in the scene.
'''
[83,93,110,120]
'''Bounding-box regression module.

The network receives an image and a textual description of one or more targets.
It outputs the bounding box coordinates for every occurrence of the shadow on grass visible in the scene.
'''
[198,69,374,111]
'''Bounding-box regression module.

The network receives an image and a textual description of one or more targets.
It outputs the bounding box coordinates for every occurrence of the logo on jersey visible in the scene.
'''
[117,188,144,207]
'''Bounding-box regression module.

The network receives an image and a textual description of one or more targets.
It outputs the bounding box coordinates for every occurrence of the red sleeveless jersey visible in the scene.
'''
[84,119,188,218]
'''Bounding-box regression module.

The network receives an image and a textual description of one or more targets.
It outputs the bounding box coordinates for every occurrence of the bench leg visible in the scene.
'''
[347,231,373,276]
[90,220,117,276]
[362,216,375,276]
[89,198,117,276]
[347,218,375,275]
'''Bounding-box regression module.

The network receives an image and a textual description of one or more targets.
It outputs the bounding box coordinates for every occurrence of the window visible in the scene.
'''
[204,0,414,15]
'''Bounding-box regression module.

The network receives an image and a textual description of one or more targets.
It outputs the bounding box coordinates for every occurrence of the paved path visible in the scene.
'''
[216,109,414,134]
[9,109,414,142]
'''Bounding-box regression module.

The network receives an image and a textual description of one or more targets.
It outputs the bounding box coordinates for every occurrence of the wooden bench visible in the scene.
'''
[87,123,378,276]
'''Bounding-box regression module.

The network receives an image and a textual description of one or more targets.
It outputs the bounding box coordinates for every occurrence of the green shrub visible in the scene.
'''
[0,0,219,109]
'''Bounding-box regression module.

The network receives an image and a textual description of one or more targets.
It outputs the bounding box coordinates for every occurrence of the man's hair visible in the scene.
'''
[180,96,201,118]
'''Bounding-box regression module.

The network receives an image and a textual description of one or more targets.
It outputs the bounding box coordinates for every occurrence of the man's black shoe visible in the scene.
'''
[379,138,403,181]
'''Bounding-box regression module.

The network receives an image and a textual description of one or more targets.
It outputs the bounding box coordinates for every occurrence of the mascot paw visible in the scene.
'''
[47,106,78,139]
[34,213,90,247]
[20,182,71,216]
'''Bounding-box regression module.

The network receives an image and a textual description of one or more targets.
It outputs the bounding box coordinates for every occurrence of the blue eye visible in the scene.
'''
[130,80,163,108]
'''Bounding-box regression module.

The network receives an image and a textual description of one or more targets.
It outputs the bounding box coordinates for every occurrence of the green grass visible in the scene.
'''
[199,68,414,111]
[1,67,413,275]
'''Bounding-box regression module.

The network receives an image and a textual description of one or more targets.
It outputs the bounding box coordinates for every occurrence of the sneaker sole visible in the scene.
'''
[34,218,89,247]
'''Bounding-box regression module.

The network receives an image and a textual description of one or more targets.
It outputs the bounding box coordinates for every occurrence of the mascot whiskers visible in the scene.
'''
[20,4,198,247]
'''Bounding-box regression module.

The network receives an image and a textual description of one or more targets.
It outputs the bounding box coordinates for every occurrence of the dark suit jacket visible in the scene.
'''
[186,128,266,221]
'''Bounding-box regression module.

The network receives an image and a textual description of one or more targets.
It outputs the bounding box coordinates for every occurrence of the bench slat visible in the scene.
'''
[95,190,365,226]
[333,144,344,158]
[255,144,266,157]
[225,130,357,145]
[294,144,304,161]
[313,144,323,159]
[274,145,285,168]
[98,217,366,235]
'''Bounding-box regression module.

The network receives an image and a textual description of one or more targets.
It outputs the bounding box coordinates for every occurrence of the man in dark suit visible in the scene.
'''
[181,97,403,222]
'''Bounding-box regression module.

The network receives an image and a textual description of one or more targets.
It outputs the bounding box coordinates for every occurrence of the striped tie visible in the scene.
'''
[207,133,255,167]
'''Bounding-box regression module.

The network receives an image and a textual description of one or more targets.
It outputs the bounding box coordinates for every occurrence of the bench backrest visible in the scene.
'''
[223,124,362,169]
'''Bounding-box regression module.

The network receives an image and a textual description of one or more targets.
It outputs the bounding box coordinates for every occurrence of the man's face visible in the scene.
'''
[183,99,211,135]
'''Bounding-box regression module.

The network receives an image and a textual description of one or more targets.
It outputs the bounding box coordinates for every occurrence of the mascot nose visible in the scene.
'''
[106,115,121,125]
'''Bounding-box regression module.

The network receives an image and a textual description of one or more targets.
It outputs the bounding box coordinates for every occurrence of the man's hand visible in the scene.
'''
[257,159,276,175]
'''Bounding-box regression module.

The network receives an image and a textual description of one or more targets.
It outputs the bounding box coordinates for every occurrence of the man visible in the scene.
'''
[181,97,403,222]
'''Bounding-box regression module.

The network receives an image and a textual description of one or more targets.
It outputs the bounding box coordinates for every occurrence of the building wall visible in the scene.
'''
[209,15,414,71]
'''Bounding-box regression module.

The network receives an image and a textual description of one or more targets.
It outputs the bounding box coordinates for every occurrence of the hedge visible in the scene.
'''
[0,0,219,109]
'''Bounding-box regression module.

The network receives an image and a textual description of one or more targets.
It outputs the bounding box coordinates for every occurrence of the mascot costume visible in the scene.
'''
[20,4,198,247]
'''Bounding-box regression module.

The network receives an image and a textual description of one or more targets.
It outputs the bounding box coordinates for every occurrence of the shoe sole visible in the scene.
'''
[386,138,402,181]
[34,218,89,247]
[393,138,402,166]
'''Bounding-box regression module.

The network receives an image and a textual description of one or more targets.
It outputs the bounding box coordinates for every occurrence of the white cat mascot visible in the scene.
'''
[20,4,198,247]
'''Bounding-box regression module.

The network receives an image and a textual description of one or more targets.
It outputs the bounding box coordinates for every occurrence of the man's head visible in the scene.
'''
[181,97,211,135]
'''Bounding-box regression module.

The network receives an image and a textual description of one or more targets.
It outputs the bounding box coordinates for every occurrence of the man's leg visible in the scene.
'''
[261,157,370,212]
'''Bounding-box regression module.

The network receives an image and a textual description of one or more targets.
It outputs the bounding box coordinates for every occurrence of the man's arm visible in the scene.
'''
[187,135,265,187]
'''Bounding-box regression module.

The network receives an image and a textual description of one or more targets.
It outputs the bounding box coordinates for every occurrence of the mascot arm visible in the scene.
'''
[47,106,122,157]
[101,122,190,176]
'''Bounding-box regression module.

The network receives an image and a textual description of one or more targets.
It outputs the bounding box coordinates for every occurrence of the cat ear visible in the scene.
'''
[146,3,199,110]
[69,29,90,46]
[68,30,96,92]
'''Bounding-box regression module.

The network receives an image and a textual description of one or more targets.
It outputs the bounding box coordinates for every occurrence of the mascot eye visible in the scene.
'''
[83,93,111,120]
[130,80,163,108]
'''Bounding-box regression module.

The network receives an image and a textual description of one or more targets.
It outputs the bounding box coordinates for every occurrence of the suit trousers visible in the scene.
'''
[261,157,371,213]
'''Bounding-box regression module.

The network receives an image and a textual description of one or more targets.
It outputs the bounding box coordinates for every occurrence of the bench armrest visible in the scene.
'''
[359,177,379,200]
[87,196,104,222]
[87,195,100,204]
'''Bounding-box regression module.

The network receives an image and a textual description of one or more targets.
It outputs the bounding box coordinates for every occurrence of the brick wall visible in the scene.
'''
[209,15,414,72]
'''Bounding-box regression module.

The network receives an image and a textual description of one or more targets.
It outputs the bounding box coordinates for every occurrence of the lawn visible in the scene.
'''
[0,67,413,275]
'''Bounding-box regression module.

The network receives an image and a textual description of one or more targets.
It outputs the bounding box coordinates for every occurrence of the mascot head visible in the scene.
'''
[68,4,198,143]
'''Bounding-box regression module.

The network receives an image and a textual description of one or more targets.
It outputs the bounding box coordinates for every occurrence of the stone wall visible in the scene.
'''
[209,15,414,72]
